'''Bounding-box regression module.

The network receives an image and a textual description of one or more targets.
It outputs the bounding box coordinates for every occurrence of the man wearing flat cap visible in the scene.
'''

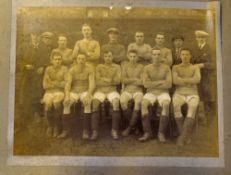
[101,27,126,65]
[172,35,184,65]
[192,30,216,121]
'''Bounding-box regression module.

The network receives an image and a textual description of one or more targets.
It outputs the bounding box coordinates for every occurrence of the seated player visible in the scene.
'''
[120,50,144,136]
[172,48,201,146]
[58,53,95,139]
[138,48,172,142]
[42,50,68,137]
[91,51,121,140]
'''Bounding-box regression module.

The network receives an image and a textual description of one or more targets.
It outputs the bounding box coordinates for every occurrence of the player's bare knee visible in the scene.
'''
[173,104,182,118]
[162,100,170,108]
[92,99,101,112]
[188,100,199,109]
[161,100,170,115]
[53,101,62,110]
[120,98,128,110]
[112,98,120,111]
[141,99,149,109]
[134,95,143,103]
[134,100,141,111]
[173,99,181,110]
[44,102,52,112]
[141,100,150,116]
[84,105,91,113]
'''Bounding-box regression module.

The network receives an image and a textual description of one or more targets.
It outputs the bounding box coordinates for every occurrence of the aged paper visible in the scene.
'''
[6,0,224,169]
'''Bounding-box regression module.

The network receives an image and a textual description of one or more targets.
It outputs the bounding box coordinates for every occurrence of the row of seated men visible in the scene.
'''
[42,47,201,147]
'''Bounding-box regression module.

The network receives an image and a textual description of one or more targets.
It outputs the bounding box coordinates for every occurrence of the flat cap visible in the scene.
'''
[195,30,209,37]
[107,27,119,34]
[172,35,184,42]
[41,32,54,38]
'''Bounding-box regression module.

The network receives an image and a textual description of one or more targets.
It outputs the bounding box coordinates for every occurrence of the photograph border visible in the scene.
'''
[7,0,224,167]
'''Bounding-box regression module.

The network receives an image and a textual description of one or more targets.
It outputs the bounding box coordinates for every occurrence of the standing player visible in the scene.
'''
[127,32,152,65]
[52,35,73,67]
[101,27,126,64]
[153,32,173,66]
[58,53,95,139]
[91,51,121,140]
[120,50,144,137]
[138,48,172,142]
[42,50,68,137]
[171,35,185,65]
[73,24,100,66]
[172,48,201,146]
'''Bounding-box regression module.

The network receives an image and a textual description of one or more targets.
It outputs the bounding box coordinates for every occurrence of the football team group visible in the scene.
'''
[17,23,216,147]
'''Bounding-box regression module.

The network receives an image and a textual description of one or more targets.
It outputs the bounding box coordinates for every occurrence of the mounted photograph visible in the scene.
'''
[8,0,223,167]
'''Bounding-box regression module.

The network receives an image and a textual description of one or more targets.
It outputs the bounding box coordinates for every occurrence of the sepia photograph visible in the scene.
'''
[7,0,223,167]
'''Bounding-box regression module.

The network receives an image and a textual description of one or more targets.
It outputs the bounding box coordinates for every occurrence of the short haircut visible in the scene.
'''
[74,52,86,61]
[155,32,165,37]
[172,35,184,42]
[180,48,192,54]
[50,50,62,60]
[77,52,86,58]
[127,49,138,55]
[58,34,67,40]
[135,31,144,35]
[103,50,113,55]
[82,23,91,29]
[151,47,161,53]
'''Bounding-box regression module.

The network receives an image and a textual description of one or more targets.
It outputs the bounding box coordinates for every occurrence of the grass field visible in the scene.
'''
[13,109,219,157]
